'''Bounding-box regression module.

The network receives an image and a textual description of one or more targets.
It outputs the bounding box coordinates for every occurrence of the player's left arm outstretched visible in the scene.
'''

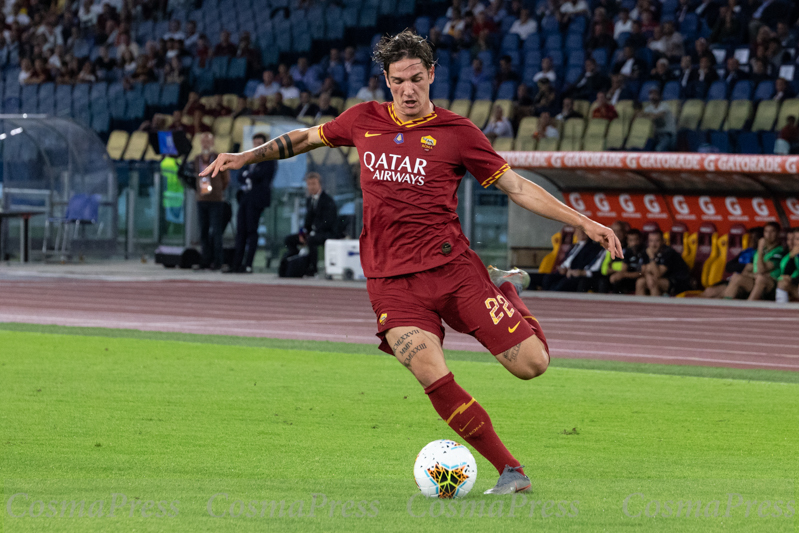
[494,170,624,259]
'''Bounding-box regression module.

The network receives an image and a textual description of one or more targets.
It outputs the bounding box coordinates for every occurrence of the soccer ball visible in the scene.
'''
[413,439,477,498]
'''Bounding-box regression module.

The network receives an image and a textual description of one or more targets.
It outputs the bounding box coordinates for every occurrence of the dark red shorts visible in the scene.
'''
[367,248,541,356]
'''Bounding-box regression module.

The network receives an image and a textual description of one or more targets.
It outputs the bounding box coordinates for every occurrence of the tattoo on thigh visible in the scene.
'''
[502,343,521,363]
[401,342,427,368]
[391,329,419,352]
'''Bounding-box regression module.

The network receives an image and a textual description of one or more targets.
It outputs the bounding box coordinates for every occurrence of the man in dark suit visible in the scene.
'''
[283,172,339,276]
[227,133,277,273]
[568,58,611,102]
[722,57,748,86]
[542,227,606,292]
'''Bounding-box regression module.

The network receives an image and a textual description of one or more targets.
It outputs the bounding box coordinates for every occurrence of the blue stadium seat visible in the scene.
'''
[349,64,367,90]
[679,13,699,36]
[397,0,416,14]
[453,80,473,100]
[544,34,562,52]
[760,131,776,154]
[326,9,345,39]
[244,80,260,98]
[143,82,160,107]
[458,66,472,82]
[109,95,126,120]
[228,58,247,79]
[343,6,360,28]
[359,7,377,26]
[91,108,109,133]
[160,84,180,108]
[683,130,706,152]
[709,131,731,153]
[504,50,521,69]
[210,56,228,79]
[567,50,585,67]
[90,82,107,103]
[73,102,90,126]
[415,16,431,37]
[706,80,727,100]
[730,80,752,101]
[564,66,583,86]
[4,67,20,87]
[3,96,20,113]
[592,47,609,69]
[548,50,564,68]
[564,34,583,52]
[568,16,587,35]
[125,94,145,120]
[541,15,558,35]
[753,80,775,101]
[501,33,520,51]
[736,131,761,154]
[475,81,494,100]
[638,80,660,101]
[20,85,37,113]
[522,34,541,53]
[457,49,472,68]
[55,85,72,117]
[616,32,631,47]
[73,84,89,107]
[500,15,516,34]
[435,65,450,81]
[662,80,680,100]
[431,80,451,100]
[496,81,517,100]
[477,50,493,67]
[635,48,654,70]
[524,50,542,69]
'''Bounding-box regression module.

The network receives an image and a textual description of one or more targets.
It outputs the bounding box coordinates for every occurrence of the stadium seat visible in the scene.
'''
[449,99,472,118]
[573,100,591,118]
[431,80,451,100]
[709,131,731,153]
[592,47,610,69]
[706,224,747,285]
[699,99,728,130]
[751,100,779,132]
[214,135,233,154]
[20,84,37,112]
[106,130,129,159]
[493,99,512,120]
[689,223,718,288]
[668,222,690,257]
[122,131,149,160]
[736,131,762,154]
[776,98,799,130]
[724,100,752,131]
[566,50,585,67]
[582,118,609,151]
[514,116,538,150]
[55,84,72,117]
[469,100,492,128]
[432,98,450,110]
[344,97,363,110]
[496,81,517,101]
[564,66,583,86]
[730,81,752,101]
[637,81,660,102]
[625,117,653,149]
[231,116,253,146]
[753,80,775,101]
[544,34,562,52]
[492,137,514,151]
[559,117,585,151]
[662,81,680,101]
[605,118,626,150]
[664,100,682,123]
[706,80,727,100]
[453,80,473,100]
[501,33,520,51]
[536,137,559,151]
[475,81,494,101]
[760,131,777,154]
[678,99,705,130]
[160,84,180,108]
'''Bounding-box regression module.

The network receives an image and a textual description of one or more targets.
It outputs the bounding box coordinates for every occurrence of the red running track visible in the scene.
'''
[1,279,798,371]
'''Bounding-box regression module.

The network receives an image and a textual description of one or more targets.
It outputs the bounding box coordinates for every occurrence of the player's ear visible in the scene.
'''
[428,65,435,84]
[383,70,390,89]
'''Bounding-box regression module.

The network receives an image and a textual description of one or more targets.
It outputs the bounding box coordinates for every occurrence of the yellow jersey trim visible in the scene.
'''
[388,103,437,128]
[481,163,510,188]
[318,124,334,148]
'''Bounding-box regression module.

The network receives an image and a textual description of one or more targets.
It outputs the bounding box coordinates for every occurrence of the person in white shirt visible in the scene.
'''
[614,8,633,40]
[648,26,668,55]
[509,8,538,41]
[254,70,281,98]
[482,105,514,142]
[533,56,557,84]
[443,7,466,38]
[163,20,185,41]
[18,58,33,84]
[560,0,589,16]
[355,75,385,102]
[643,88,676,151]
[279,75,301,100]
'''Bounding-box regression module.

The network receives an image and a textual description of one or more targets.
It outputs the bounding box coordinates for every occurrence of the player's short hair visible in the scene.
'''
[373,29,435,75]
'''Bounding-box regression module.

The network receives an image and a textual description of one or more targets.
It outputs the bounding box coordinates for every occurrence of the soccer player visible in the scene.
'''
[200,30,622,494]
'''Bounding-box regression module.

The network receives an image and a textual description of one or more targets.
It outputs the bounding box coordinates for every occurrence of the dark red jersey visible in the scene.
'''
[319,101,510,278]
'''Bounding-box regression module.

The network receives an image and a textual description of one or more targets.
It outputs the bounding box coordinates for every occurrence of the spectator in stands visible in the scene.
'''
[279,75,301,100]
[193,132,230,271]
[559,0,590,26]
[282,172,339,277]
[163,56,184,84]
[635,229,692,296]
[184,20,199,52]
[703,226,762,298]
[18,57,33,84]
[677,55,695,95]
[661,21,685,62]
[695,0,720,27]
[509,8,538,41]
[237,32,261,78]
[556,97,584,120]
[643,88,676,151]
[648,25,668,57]
[513,82,534,122]
[776,227,799,303]
[295,91,320,120]
[690,37,716,66]
[291,57,319,93]
[691,55,719,97]
[774,77,795,103]
[723,57,748,86]
[587,22,616,52]
[485,0,508,22]
[533,56,558,84]
[750,58,771,85]
[494,55,520,87]
[315,93,339,120]
[483,104,514,142]
[722,221,785,300]
[748,0,784,41]
[443,7,466,42]
[612,45,646,80]
[650,58,675,86]
[592,7,614,35]
[592,91,618,119]
[542,227,605,292]
[183,92,205,117]
[268,92,294,117]
[194,35,211,68]
[317,76,345,98]
[208,95,232,118]
[92,44,116,80]
[356,75,385,102]
[213,30,237,57]
[607,73,634,104]
[776,115,799,154]
[626,20,648,49]
[163,19,184,41]
[469,57,489,87]
[255,70,281,98]
[614,8,633,40]
[776,21,796,51]
[533,79,558,115]
[78,0,100,30]
[533,110,559,139]
[570,58,610,101]
[232,96,250,119]
[30,58,51,83]
[169,110,185,132]
[76,60,96,83]
[472,10,497,37]
[710,6,742,46]
[228,132,277,274]
[607,228,645,294]
[132,55,155,83]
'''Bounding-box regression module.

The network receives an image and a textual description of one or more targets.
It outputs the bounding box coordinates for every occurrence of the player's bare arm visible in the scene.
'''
[199,126,326,178]
[494,169,623,260]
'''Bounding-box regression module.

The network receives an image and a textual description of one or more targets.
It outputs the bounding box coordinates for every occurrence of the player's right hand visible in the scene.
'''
[199,152,246,178]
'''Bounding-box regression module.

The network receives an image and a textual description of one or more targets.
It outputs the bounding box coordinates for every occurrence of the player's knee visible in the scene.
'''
[778,278,790,291]
[516,341,549,380]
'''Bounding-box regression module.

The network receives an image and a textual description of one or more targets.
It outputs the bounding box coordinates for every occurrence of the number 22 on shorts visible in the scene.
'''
[485,295,515,325]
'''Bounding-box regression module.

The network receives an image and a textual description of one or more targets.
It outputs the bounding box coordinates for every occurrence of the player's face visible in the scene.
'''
[648,233,663,250]
[384,58,434,119]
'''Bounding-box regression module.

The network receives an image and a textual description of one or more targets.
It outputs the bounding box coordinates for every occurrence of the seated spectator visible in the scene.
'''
[30,58,52,83]
[281,172,339,277]
[317,76,345,98]
[650,58,675,86]
[76,60,96,83]
[533,79,558,115]
[443,7,466,42]
[469,58,489,87]
[635,229,692,296]
[648,25,668,57]
[356,75,385,102]
[695,0,720,27]
[710,6,741,46]
[236,32,262,78]
[533,110,559,139]
[747,0,783,42]
[703,226,762,298]
[207,95,232,118]
[183,92,205,117]
[315,93,340,120]
[556,97,584,120]
[472,10,497,37]
[570,58,610,101]
[295,90,320,120]
[643,88,676,151]
[163,56,185,84]
[661,21,685,62]
[776,116,799,154]
[169,110,185,132]
[592,6,614,36]
[722,221,785,300]
[485,0,508,22]
[163,19,185,41]
[607,73,634,104]
[690,55,719,97]
[722,57,748,86]
[195,35,211,68]
[533,56,558,84]
[677,55,695,95]
[606,228,646,294]
[542,227,605,292]
[776,21,797,51]
[587,22,616,52]
[559,0,590,26]
[268,92,295,117]
[291,57,320,93]
[513,82,534,122]
[614,8,633,40]
[774,77,795,103]
[483,104,514,142]
[494,55,520,87]
[132,55,155,83]
[612,45,646,80]
[690,37,716,67]
[232,96,250,119]
[56,58,79,84]
[509,8,538,41]
[776,227,799,303]
[749,58,771,86]
[214,30,238,57]
[640,10,657,37]
[92,45,116,80]
[592,91,618,119]
[18,58,34,84]
[280,75,301,100]
[626,20,648,49]
[184,20,199,52]
[255,70,281,98]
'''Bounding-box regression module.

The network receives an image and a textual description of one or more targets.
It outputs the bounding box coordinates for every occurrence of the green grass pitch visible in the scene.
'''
[1,324,797,532]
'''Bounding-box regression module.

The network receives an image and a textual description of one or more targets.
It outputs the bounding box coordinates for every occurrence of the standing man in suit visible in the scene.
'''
[283,172,339,276]
[194,132,230,271]
[227,133,277,273]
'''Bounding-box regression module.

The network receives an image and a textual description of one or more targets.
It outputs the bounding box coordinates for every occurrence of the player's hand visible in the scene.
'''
[199,152,247,178]
[582,219,623,260]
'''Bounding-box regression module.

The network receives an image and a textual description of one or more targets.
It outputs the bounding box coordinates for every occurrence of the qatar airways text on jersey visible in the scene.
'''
[362,151,428,186]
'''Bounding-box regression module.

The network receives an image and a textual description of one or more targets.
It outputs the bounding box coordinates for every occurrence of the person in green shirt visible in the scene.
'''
[776,227,799,303]
[722,221,785,300]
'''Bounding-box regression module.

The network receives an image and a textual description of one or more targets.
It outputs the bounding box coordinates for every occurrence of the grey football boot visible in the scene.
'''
[484,465,532,495]
[487,265,531,296]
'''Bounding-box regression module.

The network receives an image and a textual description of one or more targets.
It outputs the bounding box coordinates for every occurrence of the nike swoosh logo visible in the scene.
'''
[508,321,521,333]
[365,132,381,137]
[459,417,474,433]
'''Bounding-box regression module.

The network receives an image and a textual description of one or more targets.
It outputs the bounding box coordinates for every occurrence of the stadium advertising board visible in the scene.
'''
[780,197,799,225]
[666,195,778,233]
[563,192,671,229]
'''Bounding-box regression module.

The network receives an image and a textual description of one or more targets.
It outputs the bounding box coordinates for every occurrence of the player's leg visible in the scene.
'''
[722,272,753,299]
[702,283,727,298]
[748,274,775,301]
[635,275,649,295]
[648,275,670,296]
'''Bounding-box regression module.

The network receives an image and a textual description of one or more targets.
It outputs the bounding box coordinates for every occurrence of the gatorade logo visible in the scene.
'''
[752,197,769,217]
[644,194,661,213]
[673,195,689,215]
[594,193,610,212]
[725,197,742,216]
[619,194,636,213]
[569,193,586,212]
[699,196,716,215]
[786,198,799,216]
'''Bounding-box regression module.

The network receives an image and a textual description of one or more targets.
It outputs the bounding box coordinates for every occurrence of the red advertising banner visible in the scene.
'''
[666,195,778,233]
[563,192,671,229]
[780,197,799,225]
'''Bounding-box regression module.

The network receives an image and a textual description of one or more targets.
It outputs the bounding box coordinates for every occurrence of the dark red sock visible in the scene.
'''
[499,282,549,355]
[424,372,523,475]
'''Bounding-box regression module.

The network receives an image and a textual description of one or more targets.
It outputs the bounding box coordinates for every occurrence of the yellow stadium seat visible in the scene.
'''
[664,99,682,123]
[213,115,233,137]
[316,115,335,125]
[682,232,698,269]
[231,116,253,145]
[678,99,705,130]
[284,97,299,110]
[309,148,327,165]
[213,135,232,154]
[776,98,799,130]
[329,97,344,113]
[724,100,753,131]
[625,117,653,149]
[432,98,450,110]
[122,131,148,160]
[538,232,562,274]
[144,144,160,161]
[345,97,363,110]
[347,147,360,165]
[106,130,129,159]
[449,99,472,118]
[700,99,729,131]
[751,100,779,132]
[201,114,215,130]
[298,116,315,125]
[582,118,609,151]
[153,113,173,128]
[560,117,585,150]
[705,233,729,287]
[536,137,559,151]
[181,114,195,128]
[469,99,492,128]
[188,133,203,160]
[514,116,538,150]
[493,99,513,121]
[222,94,238,110]
[573,99,590,118]
[199,96,215,108]
[492,137,514,151]
[605,118,626,150]
[615,100,635,135]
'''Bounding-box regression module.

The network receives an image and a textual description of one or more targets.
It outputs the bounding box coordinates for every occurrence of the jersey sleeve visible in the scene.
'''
[317,103,361,148]
[458,121,511,188]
